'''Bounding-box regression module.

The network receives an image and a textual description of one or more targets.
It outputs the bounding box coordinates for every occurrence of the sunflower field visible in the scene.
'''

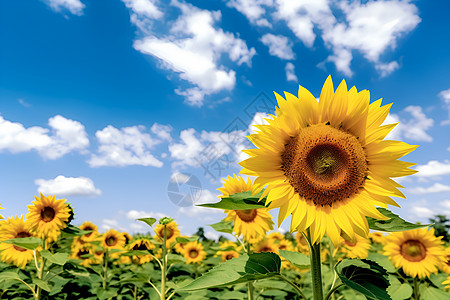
[1,77,450,300]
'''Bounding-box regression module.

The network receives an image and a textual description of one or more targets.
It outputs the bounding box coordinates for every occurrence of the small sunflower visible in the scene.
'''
[369,231,386,245]
[122,232,132,245]
[79,221,99,242]
[340,234,371,259]
[220,250,239,262]
[219,175,274,241]
[216,240,240,261]
[384,228,446,279]
[102,229,126,251]
[26,193,71,243]
[174,235,189,254]
[183,241,207,264]
[70,243,97,267]
[277,239,295,252]
[129,238,155,264]
[253,238,278,254]
[154,221,180,247]
[240,76,418,245]
[296,232,309,254]
[440,246,450,274]
[0,216,35,268]
[268,232,285,242]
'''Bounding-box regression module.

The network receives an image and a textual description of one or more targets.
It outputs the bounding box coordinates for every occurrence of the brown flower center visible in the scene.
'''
[133,242,149,251]
[401,240,426,262]
[77,248,90,259]
[105,236,117,247]
[13,232,31,252]
[83,226,94,237]
[225,253,235,260]
[40,206,56,222]
[189,249,199,258]
[282,124,367,206]
[235,209,258,222]
[344,239,357,247]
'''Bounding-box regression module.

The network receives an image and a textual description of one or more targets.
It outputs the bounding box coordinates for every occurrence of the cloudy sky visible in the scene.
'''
[1,0,450,238]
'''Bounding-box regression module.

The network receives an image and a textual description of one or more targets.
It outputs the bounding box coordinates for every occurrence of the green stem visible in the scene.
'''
[307,229,323,300]
[161,225,167,300]
[248,280,254,300]
[35,240,47,300]
[102,249,109,290]
[413,277,419,300]
[324,284,344,300]
[279,274,306,299]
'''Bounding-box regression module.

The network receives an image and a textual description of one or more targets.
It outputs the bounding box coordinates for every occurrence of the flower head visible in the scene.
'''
[0,216,35,268]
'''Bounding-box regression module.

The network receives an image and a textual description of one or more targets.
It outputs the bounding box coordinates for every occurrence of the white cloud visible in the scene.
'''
[260,34,295,60]
[285,62,298,82]
[18,98,31,108]
[130,1,256,107]
[0,114,89,159]
[101,218,126,231]
[384,105,433,142]
[177,189,222,222]
[439,88,450,125]
[122,0,163,19]
[227,0,273,27]
[415,160,450,177]
[45,0,85,15]
[35,175,101,197]
[410,206,434,219]
[88,124,165,167]
[151,123,172,141]
[375,61,400,78]
[409,183,450,194]
[126,209,167,220]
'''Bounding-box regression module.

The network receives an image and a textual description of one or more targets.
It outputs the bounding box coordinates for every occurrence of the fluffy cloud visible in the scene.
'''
[285,62,298,82]
[122,0,163,19]
[177,189,222,222]
[260,34,295,60]
[0,114,89,159]
[415,160,450,177]
[88,124,167,167]
[35,175,101,197]
[126,209,167,220]
[227,0,273,27]
[409,183,450,195]
[384,106,433,142]
[130,1,256,106]
[44,0,85,15]
[439,88,450,125]
[410,205,434,219]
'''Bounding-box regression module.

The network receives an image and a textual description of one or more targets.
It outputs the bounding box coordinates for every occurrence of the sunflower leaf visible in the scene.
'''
[209,220,234,234]
[32,278,51,292]
[179,252,281,291]
[40,250,69,266]
[198,191,267,210]
[367,208,431,232]
[167,253,186,265]
[62,224,92,236]
[335,259,391,300]
[278,250,310,269]
[2,237,43,250]
[176,236,199,243]
[137,217,157,227]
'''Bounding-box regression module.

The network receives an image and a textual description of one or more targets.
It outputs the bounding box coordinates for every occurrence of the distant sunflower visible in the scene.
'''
[129,238,155,264]
[174,235,189,254]
[79,221,98,242]
[340,234,371,259]
[183,241,207,264]
[0,216,35,268]
[440,246,450,274]
[216,240,240,262]
[296,232,309,254]
[277,239,294,252]
[70,244,97,267]
[26,194,71,243]
[219,175,274,241]
[220,250,239,262]
[240,76,418,245]
[102,229,125,251]
[369,231,386,245]
[154,221,180,247]
[122,232,132,245]
[384,228,446,279]
[268,232,285,242]
[253,238,278,254]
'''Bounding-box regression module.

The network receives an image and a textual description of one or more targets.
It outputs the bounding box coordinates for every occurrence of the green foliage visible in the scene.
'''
[367,208,431,232]
[278,250,310,269]
[209,220,234,234]
[198,190,267,210]
[137,217,157,227]
[428,214,450,242]
[2,237,43,250]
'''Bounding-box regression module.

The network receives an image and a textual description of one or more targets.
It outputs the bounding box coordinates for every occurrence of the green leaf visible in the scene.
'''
[32,278,51,292]
[335,259,391,300]
[367,208,431,232]
[40,250,68,266]
[198,191,267,210]
[367,253,397,273]
[0,271,21,282]
[121,250,152,256]
[167,253,186,265]
[2,237,42,250]
[429,273,449,289]
[278,250,310,269]
[176,236,199,243]
[62,224,92,236]
[387,283,412,300]
[180,252,281,291]
[137,217,157,227]
[209,220,234,234]
[421,286,450,300]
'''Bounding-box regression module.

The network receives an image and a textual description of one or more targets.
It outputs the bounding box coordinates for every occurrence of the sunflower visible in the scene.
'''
[101,229,126,251]
[440,246,450,274]
[443,276,450,291]
[369,231,386,245]
[240,76,418,245]
[220,250,239,262]
[129,238,155,264]
[70,243,97,267]
[174,235,189,254]
[154,221,180,247]
[79,221,99,242]
[26,193,71,243]
[339,234,371,259]
[183,241,207,264]
[383,228,446,279]
[0,216,35,268]
[216,240,241,261]
[296,232,309,254]
[218,175,274,241]
[277,239,294,252]
[122,232,132,245]
[253,238,278,254]
[0,203,4,219]
[268,232,285,242]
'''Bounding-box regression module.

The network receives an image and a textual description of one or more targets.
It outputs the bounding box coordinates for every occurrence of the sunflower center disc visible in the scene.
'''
[84,226,93,237]
[235,209,257,222]
[282,124,367,206]
[133,242,149,251]
[401,240,426,262]
[225,254,234,260]
[14,231,31,252]
[189,249,199,258]
[41,206,56,222]
[106,236,117,246]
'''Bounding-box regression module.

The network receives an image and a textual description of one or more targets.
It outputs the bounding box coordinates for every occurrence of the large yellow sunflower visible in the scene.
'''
[129,238,155,264]
[383,228,446,279]
[218,175,274,241]
[154,221,180,247]
[240,76,418,245]
[183,241,207,264]
[26,193,71,243]
[0,216,35,268]
[101,229,126,250]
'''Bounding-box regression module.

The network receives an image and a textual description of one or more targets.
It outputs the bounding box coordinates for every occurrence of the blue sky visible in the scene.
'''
[1,0,450,238]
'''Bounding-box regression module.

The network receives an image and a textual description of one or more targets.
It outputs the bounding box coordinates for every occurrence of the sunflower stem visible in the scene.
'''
[160,225,167,300]
[413,277,420,300]
[307,229,323,300]
[102,249,109,290]
[35,239,47,300]
[278,274,306,299]
[246,242,254,300]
